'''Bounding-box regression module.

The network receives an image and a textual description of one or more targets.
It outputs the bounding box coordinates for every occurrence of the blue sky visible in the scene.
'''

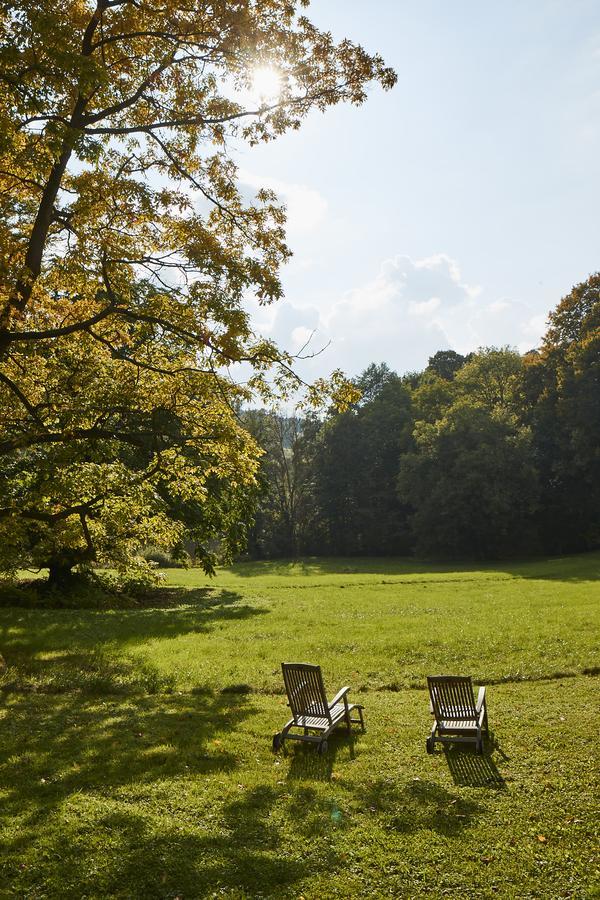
[235,0,600,380]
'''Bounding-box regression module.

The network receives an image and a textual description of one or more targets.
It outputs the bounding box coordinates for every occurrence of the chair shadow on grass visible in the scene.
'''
[284,728,357,783]
[439,733,508,790]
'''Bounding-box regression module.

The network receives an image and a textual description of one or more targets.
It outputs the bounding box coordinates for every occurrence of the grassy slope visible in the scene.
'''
[0,553,599,898]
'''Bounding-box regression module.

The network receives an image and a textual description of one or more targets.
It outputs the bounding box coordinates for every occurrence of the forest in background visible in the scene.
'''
[243,273,600,561]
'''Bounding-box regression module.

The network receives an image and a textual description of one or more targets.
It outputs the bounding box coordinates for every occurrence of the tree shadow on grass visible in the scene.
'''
[0,588,267,695]
[285,767,485,840]
[103,812,306,898]
[0,690,254,816]
[0,693,317,898]
[361,777,485,837]
[3,801,307,899]
[1,587,261,651]
[281,731,486,839]
[226,552,600,584]
[0,691,265,894]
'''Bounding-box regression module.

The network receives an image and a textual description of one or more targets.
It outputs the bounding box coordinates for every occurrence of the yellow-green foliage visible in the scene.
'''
[0,1,391,576]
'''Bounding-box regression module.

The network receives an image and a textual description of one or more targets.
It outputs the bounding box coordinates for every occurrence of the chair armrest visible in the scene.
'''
[476,686,486,713]
[329,686,350,708]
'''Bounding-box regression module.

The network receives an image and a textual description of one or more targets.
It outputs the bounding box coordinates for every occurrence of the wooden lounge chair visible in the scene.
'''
[426,675,489,755]
[273,663,365,754]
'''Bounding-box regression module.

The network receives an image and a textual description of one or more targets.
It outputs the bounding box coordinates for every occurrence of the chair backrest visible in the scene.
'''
[282,663,331,722]
[428,676,477,722]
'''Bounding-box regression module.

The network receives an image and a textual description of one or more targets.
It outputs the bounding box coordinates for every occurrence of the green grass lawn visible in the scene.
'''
[1,554,599,898]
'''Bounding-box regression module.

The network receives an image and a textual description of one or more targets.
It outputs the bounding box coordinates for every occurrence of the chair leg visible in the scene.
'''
[426,722,437,754]
[341,695,352,732]
[358,706,365,732]
[280,722,293,747]
[476,726,483,754]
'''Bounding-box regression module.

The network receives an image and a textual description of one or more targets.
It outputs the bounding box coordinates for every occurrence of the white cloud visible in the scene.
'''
[409,296,442,317]
[238,169,328,236]
[290,325,316,353]
[254,253,548,380]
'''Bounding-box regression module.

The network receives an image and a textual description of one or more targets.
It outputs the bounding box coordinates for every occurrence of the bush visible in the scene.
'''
[142,546,191,568]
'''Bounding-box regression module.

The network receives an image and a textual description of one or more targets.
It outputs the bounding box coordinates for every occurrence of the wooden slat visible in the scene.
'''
[282,663,331,723]
[295,704,348,730]
[428,676,477,724]
[439,719,478,731]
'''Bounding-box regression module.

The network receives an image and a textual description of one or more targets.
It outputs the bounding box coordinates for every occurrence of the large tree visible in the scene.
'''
[523,274,600,552]
[398,349,538,558]
[0,0,394,582]
[243,409,322,558]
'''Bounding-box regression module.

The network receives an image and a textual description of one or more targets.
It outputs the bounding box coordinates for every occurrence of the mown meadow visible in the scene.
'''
[1,553,599,898]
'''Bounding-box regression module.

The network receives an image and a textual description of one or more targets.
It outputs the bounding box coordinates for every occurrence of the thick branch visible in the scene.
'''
[0,499,102,522]
[0,1,107,334]
[3,303,119,344]
[0,371,47,428]
[0,426,157,457]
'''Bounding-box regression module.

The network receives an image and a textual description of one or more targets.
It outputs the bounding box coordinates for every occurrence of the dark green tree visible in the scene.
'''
[315,366,413,555]
[398,348,538,558]
[398,399,538,558]
[524,274,600,552]
[243,410,322,558]
[427,349,468,381]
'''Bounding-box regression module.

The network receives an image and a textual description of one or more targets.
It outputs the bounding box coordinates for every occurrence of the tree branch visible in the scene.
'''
[82,56,176,124]
[0,371,47,429]
[3,303,119,343]
[0,1,108,336]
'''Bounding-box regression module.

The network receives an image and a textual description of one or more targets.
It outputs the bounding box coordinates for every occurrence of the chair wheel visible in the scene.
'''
[272,732,282,752]
[426,737,434,754]
[318,740,328,755]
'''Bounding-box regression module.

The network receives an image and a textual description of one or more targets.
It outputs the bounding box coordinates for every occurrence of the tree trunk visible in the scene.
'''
[47,560,76,588]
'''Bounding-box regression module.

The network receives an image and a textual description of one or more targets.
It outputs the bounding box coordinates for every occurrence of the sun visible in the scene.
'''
[251,66,282,102]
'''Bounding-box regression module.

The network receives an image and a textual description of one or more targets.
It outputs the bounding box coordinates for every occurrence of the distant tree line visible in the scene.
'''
[243,273,600,560]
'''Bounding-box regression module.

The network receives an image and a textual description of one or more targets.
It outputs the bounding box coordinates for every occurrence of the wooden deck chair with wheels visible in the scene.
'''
[426,675,489,755]
[273,663,365,754]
